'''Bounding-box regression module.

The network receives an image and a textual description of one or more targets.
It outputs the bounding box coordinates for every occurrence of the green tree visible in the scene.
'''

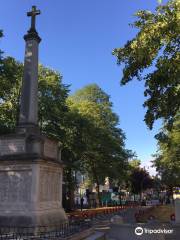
[0,30,3,72]
[129,159,141,169]
[61,110,89,211]
[68,84,132,205]
[0,57,23,133]
[113,0,180,129]
[130,167,154,200]
[0,58,69,137]
[37,65,69,139]
[153,115,180,188]
[0,56,81,210]
[121,158,140,194]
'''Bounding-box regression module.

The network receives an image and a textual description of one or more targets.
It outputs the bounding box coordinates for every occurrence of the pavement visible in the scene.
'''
[86,207,180,240]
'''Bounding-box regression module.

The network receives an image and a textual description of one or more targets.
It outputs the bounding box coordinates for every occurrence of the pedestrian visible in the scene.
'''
[80,197,84,211]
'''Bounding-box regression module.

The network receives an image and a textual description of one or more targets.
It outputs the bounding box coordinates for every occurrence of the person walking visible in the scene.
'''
[80,197,84,211]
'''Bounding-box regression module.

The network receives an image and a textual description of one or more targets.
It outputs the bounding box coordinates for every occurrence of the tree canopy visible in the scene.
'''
[130,167,154,199]
[153,114,180,187]
[67,84,133,203]
[0,55,133,207]
[0,30,3,72]
[0,57,69,137]
[113,0,180,129]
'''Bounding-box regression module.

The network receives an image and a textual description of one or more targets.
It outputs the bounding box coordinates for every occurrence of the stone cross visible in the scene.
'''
[27,6,41,31]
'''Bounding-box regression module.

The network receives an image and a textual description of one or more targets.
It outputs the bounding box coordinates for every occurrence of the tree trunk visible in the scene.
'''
[91,163,101,207]
[96,182,101,207]
[65,167,76,211]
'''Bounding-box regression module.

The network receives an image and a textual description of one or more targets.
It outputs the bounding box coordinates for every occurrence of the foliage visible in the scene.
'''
[153,114,180,187]
[0,30,3,73]
[130,167,154,197]
[0,56,81,210]
[129,159,141,169]
[67,84,133,203]
[0,58,69,137]
[38,65,69,140]
[0,57,23,133]
[0,57,134,207]
[113,0,180,129]
[121,158,141,191]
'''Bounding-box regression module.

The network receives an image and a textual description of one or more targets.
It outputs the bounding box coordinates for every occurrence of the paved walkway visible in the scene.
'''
[91,206,142,234]
[88,207,180,240]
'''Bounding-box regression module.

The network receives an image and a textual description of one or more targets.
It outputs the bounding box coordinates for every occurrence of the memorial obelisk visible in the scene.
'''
[17,6,41,135]
[0,6,67,227]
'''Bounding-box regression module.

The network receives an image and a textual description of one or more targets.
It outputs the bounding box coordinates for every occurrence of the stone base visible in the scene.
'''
[0,208,67,227]
[0,159,67,228]
[0,132,62,162]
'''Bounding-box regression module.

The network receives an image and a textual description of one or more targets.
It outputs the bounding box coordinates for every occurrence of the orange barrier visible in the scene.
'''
[68,205,139,221]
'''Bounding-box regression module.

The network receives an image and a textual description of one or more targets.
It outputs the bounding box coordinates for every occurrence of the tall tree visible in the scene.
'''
[0,56,81,210]
[130,167,154,200]
[0,30,3,73]
[0,57,23,133]
[68,84,132,205]
[0,58,69,137]
[113,0,180,129]
[153,114,180,188]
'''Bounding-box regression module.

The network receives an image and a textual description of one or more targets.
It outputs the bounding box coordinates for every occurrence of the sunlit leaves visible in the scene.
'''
[67,84,131,188]
[113,0,180,129]
[153,114,180,186]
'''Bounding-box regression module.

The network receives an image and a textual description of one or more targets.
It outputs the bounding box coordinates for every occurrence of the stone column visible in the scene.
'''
[17,30,41,134]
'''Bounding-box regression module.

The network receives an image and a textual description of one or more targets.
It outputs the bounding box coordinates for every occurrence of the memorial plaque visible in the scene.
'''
[0,170,32,203]
[0,139,25,156]
[39,166,61,202]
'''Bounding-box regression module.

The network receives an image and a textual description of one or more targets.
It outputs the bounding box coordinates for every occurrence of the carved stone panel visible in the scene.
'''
[0,139,25,156]
[0,170,32,203]
[43,139,58,160]
[39,166,61,202]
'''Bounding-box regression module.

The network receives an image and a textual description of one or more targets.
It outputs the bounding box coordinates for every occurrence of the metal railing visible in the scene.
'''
[0,220,92,240]
[0,205,139,239]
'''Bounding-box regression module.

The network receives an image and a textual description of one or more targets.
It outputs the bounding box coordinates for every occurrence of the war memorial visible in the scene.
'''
[0,6,67,227]
[0,5,179,240]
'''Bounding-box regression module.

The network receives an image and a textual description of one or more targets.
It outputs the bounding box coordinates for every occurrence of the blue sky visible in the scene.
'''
[0,0,165,174]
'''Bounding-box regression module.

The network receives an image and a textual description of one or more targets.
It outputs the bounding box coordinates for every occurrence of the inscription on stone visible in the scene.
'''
[39,167,61,202]
[0,170,32,202]
[0,139,25,155]
[44,139,57,159]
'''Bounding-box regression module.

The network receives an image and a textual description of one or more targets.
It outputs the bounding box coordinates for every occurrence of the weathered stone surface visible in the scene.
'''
[0,160,67,227]
[43,138,59,160]
[0,208,67,227]
[0,134,61,162]
[0,169,31,203]
[0,138,25,156]
[39,165,62,202]
[18,38,39,126]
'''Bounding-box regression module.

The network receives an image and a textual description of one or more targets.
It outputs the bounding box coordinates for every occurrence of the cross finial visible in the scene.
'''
[27,6,41,31]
